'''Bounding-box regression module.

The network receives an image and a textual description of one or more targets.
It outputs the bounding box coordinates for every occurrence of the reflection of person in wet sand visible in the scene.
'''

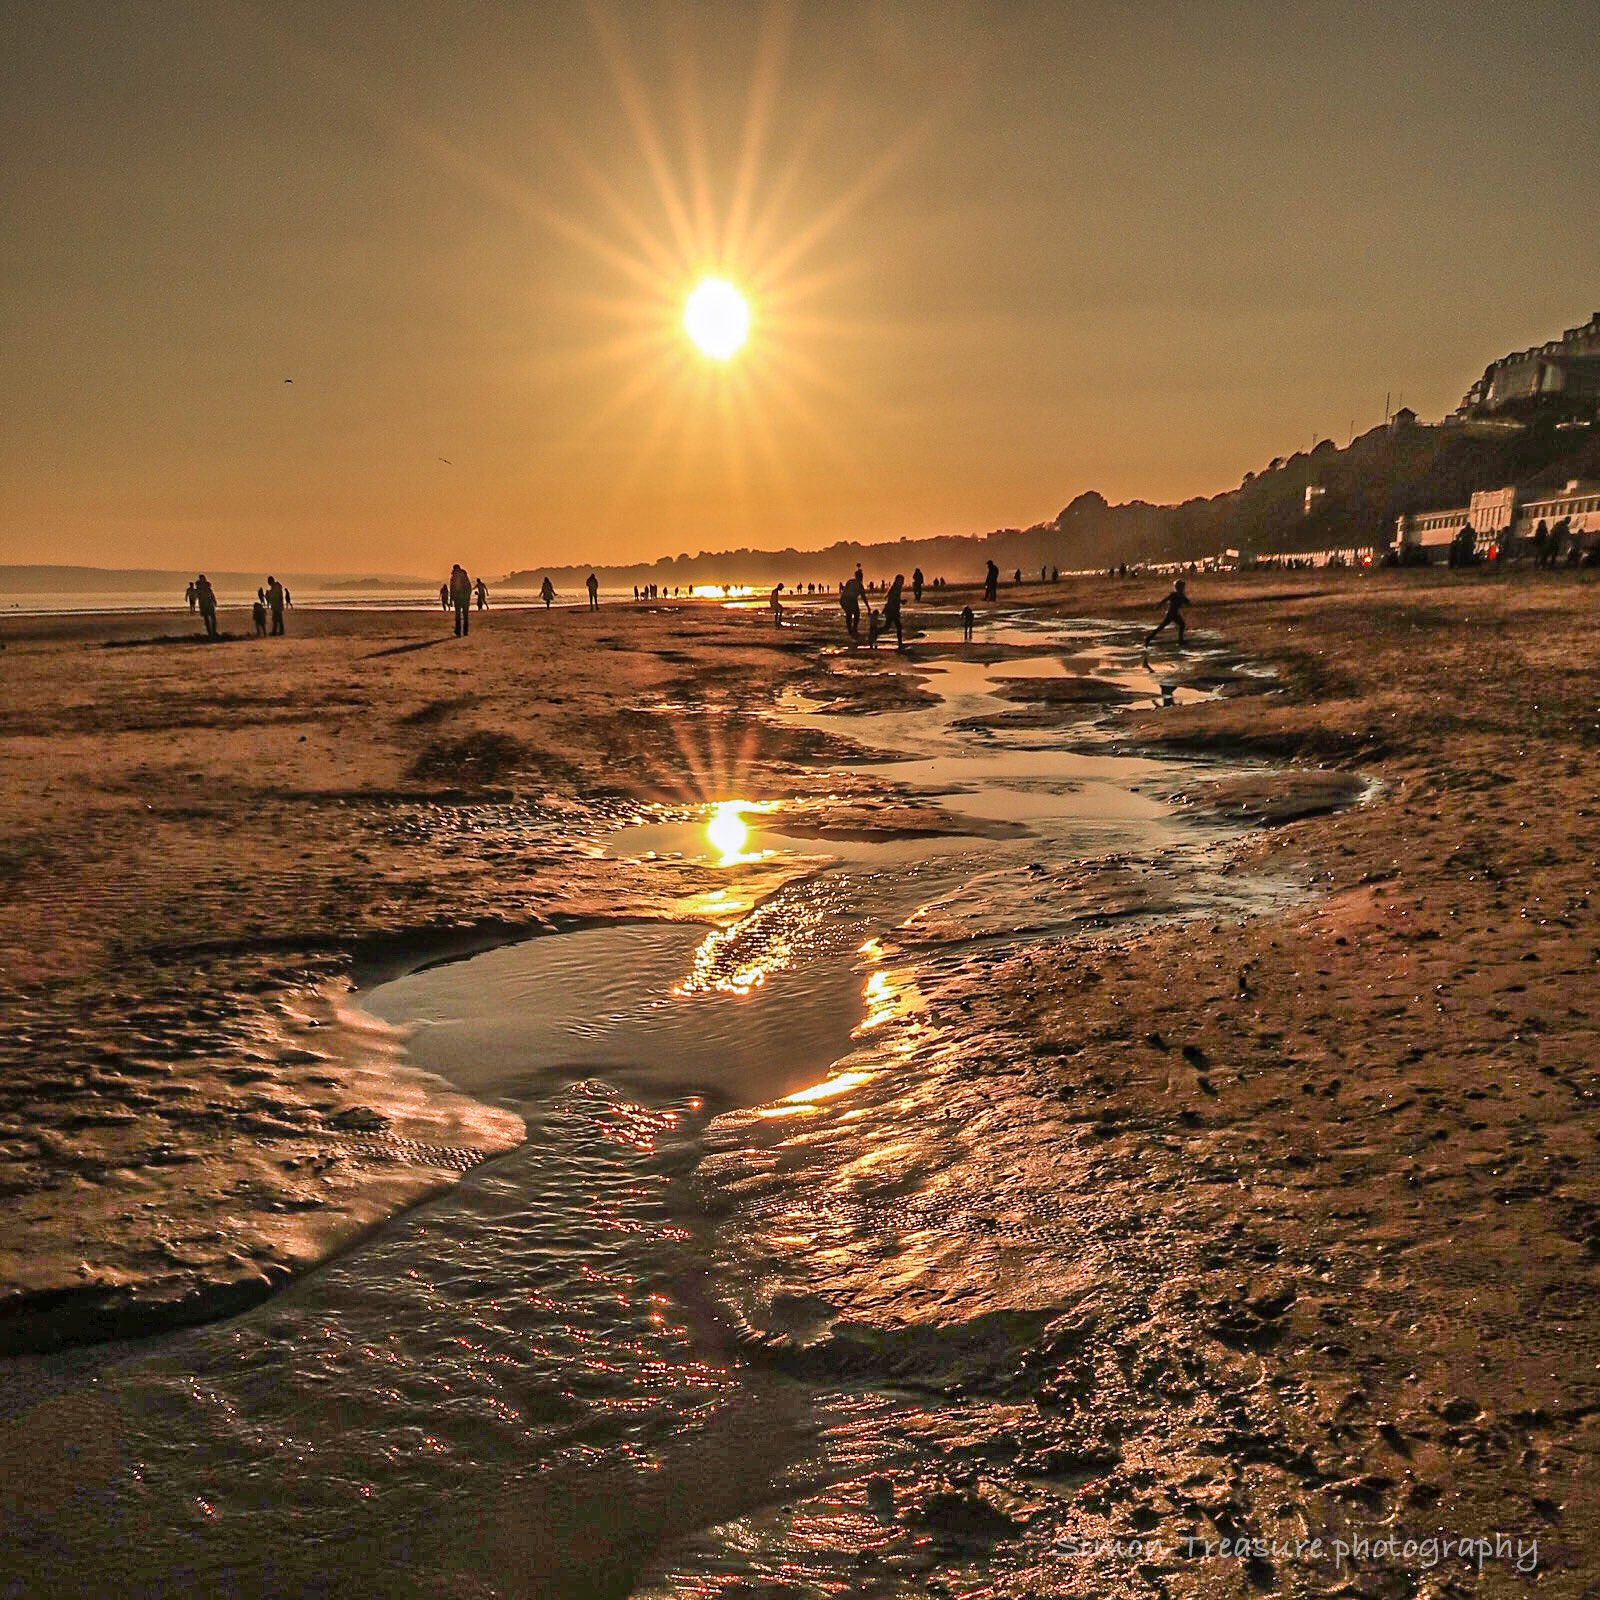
[961,604,975,642]
[1144,578,1190,650]
[540,576,555,609]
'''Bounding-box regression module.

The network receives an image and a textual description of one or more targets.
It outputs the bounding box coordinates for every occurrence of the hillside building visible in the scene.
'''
[1456,312,1600,417]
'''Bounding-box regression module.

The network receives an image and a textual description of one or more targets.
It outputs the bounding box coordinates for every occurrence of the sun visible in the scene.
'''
[683,277,750,360]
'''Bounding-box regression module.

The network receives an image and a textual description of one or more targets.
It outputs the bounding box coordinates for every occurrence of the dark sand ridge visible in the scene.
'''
[0,574,1595,1594]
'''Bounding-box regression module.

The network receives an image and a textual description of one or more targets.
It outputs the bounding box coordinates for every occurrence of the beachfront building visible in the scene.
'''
[1394,480,1600,560]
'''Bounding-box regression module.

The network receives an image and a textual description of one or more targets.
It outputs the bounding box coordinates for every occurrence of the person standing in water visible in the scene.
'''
[1144,578,1190,650]
[960,603,975,642]
[586,572,599,610]
[449,563,473,636]
[769,582,784,626]
[185,580,197,613]
[983,559,999,601]
[540,576,556,609]
[195,574,219,639]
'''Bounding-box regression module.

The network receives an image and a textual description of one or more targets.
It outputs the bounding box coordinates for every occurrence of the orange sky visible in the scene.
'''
[3,0,1597,576]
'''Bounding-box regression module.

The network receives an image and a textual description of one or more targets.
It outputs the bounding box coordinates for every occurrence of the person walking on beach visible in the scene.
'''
[540,576,556,609]
[912,567,924,602]
[840,573,864,642]
[769,582,784,626]
[879,573,906,651]
[474,577,488,611]
[439,583,450,610]
[984,559,999,602]
[195,574,219,639]
[1144,578,1190,650]
[252,588,268,637]
[586,572,600,610]
[266,575,289,636]
[449,563,473,636]
[961,604,975,642]
[185,580,197,613]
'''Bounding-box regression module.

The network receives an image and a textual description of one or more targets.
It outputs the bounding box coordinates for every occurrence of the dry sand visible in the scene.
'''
[1,572,1596,1591]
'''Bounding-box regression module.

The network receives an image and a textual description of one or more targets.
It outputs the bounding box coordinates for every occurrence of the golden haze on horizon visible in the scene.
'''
[1,2,1597,574]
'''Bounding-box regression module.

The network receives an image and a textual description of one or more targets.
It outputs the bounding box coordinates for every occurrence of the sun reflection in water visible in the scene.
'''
[675,890,827,997]
[706,800,750,862]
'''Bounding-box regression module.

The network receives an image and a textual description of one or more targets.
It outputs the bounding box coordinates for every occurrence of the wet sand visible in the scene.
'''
[1,572,1597,1592]
[0,599,845,1348]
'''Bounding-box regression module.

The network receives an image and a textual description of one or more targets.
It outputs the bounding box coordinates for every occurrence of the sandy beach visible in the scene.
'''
[0,572,1595,1594]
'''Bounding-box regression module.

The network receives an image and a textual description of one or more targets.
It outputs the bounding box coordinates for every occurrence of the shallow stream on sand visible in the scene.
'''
[2,616,1282,1596]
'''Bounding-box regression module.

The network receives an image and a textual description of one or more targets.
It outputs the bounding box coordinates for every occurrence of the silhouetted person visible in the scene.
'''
[475,577,488,611]
[439,583,450,610]
[586,572,599,610]
[983,560,999,601]
[961,604,975,641]
[879,574,906,650]
[770,582,784,626]
[840,574,864,641]
[1145,578,1189,650]
[266,575,288,636]
[540,576,555,608]
[195,574,219,639]
[185,581,197,613]
[449,563,472,635]
[1013,567,1023,585]
[252,588,268,637]
[911,567,924,602]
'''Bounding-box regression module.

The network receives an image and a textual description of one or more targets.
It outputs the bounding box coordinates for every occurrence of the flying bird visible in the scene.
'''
[283,377,293,384]
[437,457,452,465]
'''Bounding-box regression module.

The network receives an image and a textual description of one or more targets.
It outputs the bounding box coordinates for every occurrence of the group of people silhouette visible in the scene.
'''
[182,560,1196,657]
[184,575,289,640]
